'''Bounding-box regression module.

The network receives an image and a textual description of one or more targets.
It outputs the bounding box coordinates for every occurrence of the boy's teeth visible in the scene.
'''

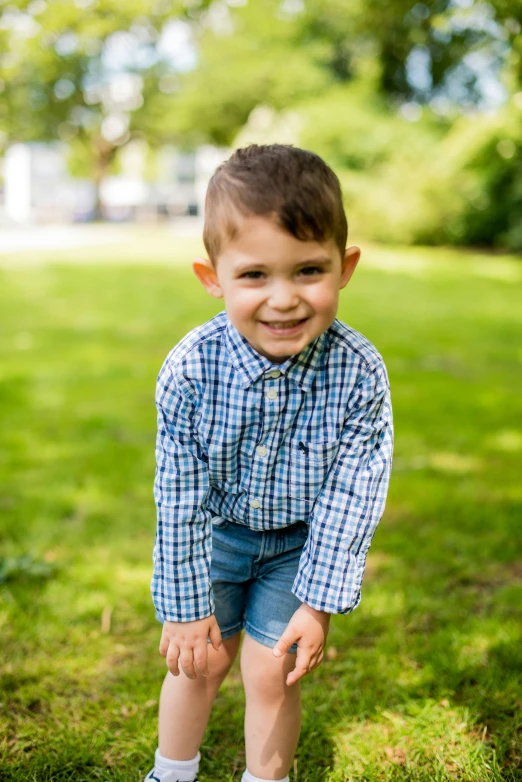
[268,320,301,328]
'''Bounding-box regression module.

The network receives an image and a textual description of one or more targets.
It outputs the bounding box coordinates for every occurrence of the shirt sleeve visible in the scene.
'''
[292,362,393,614]
[151,360,214,622]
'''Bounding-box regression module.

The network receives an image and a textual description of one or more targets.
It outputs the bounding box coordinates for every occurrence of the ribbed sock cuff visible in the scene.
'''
[241,770,289,782]
[154,748,201,780]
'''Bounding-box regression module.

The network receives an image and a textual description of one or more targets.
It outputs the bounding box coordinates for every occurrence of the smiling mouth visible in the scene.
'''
[260,318,308,333]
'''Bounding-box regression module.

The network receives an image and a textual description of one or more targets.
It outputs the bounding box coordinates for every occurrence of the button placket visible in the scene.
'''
[249,372,282,519]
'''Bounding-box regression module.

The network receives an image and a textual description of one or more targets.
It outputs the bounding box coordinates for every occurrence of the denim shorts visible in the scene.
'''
[210,518,308,654]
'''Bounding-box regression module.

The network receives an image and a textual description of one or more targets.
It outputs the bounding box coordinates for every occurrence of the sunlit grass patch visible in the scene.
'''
[331,700,496,781]
[487,429,522,453]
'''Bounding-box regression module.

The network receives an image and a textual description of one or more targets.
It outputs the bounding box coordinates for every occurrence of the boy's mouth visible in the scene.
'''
[260,318,308,335]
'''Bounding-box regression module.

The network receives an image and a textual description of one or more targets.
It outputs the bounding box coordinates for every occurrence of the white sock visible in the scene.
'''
[241,770,289,782]
[153,748,201,781]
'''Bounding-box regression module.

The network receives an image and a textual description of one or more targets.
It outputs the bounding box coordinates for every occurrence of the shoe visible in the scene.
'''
[144,771,199,782]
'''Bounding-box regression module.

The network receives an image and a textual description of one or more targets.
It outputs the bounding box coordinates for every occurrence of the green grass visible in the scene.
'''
[1,236,521,781]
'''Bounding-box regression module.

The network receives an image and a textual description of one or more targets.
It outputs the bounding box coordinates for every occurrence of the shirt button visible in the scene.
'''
[256,445,268,457]
[267,388,278,400]
[269,370,281,379]
[250,499,261,509]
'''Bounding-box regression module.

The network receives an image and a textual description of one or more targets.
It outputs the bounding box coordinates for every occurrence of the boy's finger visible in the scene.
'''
[166,643,180,676]
[286,643,311,685]
[273,626,299,657]
[159,635,169,657]
[193,641,209,676]
[179,648,197,680]
[208,620,222,651]
[286,661,309,686]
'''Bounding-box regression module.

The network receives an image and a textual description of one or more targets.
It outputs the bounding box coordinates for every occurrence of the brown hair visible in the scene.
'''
[203,144,348,262]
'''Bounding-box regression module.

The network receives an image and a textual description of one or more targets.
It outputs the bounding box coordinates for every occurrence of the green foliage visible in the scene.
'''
[294,87,441,245]
[137,0,331,147]
[0,236,521,778]
[337,97,522,250]
[1,0,521,248]
[138,0,522,250]
[297,0,497,101]
[0,554,57,584]
[0,0,212,202]
[439,102,522,249]
[294,84,522,250]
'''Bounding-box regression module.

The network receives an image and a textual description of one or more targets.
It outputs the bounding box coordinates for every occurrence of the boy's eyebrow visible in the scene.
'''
[234,256,333,272]
[299,257,333,265]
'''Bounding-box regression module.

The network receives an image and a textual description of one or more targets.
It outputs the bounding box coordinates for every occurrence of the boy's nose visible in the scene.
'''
[267,282,299,311]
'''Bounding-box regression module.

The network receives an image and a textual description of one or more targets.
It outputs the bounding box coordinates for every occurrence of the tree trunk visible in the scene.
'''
[92,138,117,221]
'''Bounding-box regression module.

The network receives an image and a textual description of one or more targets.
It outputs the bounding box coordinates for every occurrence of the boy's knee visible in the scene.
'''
[206,634,240,684]
[241,639,295,701]
[206,655,231,684]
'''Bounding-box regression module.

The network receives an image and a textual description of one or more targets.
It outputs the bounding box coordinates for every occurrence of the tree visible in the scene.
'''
[487,0,522,93]
[295,0,521,105]
[133,0,332,148]
[0,0,211,216]
[145,0,520,149]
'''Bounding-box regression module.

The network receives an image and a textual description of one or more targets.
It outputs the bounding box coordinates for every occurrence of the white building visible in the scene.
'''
[2,142,229,224]
[4,143,95,223]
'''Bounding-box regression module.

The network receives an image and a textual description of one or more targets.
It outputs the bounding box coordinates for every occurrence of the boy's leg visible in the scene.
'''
[159,633,241,760]
[241,634,301,781]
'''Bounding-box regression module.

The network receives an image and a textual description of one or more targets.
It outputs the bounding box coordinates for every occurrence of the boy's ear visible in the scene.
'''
[340,246,361,289]
[192,257,223,299]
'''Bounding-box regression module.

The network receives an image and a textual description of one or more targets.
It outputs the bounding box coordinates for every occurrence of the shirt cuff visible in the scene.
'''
[152,576,215,622]
[292,552,365,614]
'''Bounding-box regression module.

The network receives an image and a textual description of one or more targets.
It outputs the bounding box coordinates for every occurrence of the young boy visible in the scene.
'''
[147,144,393,782]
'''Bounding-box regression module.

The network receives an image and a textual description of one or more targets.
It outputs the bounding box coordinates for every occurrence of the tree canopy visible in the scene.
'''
[0,0,211,209]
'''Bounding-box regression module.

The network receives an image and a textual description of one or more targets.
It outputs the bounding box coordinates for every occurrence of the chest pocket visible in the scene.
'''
[288,441,339,503]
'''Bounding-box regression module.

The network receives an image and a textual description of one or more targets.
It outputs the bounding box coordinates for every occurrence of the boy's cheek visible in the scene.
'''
[222,286,261,312]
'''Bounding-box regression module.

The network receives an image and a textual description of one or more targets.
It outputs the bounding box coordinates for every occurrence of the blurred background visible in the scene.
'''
[1,2,521,781]
[0,0,521,246]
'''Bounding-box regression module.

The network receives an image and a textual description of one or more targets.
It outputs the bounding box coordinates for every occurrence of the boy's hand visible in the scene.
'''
[273,604,330,686]
[159,615,222,679]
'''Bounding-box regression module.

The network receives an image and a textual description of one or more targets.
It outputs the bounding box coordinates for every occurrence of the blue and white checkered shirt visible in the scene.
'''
[152,311,393,622]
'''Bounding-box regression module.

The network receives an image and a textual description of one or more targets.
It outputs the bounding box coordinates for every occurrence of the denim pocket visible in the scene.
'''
[289,521,309,545]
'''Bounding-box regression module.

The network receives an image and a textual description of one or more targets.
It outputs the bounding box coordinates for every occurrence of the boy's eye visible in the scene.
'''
[299,266,323,276]
[240,270,264,279]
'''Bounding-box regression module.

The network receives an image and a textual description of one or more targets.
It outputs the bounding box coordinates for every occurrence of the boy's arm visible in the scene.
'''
[152,360,214,624]
[292,362,393,615]
[274,362,393,684]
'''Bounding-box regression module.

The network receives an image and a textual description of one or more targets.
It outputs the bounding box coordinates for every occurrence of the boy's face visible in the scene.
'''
[193,215,360,364]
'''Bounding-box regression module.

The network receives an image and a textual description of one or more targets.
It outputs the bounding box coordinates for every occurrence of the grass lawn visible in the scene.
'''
[1,234,521,781]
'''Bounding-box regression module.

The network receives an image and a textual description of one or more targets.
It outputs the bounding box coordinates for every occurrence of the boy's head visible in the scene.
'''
[194,144,360,364]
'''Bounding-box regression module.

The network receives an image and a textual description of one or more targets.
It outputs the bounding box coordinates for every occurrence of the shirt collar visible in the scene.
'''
[224,317,328,392]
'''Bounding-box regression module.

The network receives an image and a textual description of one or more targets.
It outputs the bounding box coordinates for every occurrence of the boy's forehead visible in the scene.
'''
[216,214,340,264]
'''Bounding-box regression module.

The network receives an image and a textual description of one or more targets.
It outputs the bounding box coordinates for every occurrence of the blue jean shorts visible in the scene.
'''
[210,518,308,654]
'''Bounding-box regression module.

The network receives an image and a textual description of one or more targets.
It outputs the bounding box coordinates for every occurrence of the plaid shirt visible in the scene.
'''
[152,311,393,622]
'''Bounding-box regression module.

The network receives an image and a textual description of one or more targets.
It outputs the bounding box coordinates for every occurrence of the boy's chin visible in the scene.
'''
[255,340,307,363]
[248,339,291,363]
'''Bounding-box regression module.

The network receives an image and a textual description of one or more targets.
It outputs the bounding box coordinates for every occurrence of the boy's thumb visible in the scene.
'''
[209,619,223,650]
